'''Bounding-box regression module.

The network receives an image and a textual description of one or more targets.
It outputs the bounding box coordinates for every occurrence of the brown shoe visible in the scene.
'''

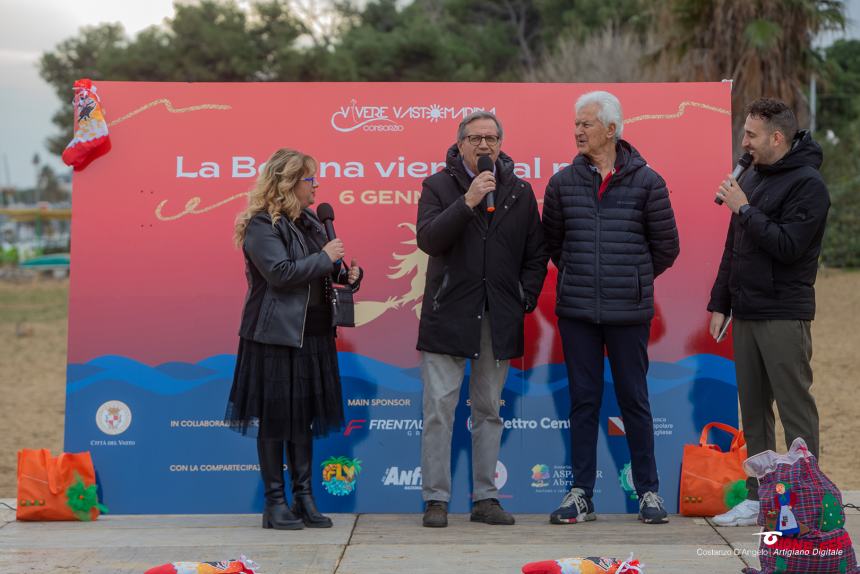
[422,500,448,528]
[470,498,515,525]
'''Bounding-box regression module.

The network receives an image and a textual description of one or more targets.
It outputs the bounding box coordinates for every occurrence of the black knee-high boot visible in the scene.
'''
[257,438,304,530]
[288,439,333,528]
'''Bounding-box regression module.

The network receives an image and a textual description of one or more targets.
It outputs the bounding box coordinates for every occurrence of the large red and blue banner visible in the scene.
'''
[66,82,738,514]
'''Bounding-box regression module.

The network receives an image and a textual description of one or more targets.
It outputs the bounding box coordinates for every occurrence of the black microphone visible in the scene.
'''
[715,152,752,205]
[316,202,344,268]
[316,202,337,240]
[476,154,495,213]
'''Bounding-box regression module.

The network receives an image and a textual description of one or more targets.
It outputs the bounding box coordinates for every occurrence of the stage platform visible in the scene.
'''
[2,493,858,573]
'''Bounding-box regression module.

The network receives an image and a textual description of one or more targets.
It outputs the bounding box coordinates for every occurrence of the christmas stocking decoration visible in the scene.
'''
[62,78,111,171]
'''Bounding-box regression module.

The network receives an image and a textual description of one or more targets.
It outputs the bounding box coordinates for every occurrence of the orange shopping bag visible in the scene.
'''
[679,422,747,517]
[16,449,107,521]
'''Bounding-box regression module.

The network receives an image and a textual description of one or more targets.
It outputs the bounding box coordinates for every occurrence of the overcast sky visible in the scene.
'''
[2,0,859,189]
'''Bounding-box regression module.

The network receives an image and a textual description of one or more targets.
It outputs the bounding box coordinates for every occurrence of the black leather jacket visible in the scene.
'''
[238,209,356,347]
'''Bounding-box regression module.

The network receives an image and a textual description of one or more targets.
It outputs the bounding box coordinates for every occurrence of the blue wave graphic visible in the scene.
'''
[66,353,735,397]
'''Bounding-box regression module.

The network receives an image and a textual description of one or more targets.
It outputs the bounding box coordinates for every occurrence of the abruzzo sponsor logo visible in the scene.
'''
[382,466,422,490]
[531,464,603,494]
[331,98,496,133]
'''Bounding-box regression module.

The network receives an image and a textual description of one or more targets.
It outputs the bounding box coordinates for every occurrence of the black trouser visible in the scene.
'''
[558,318,658,498]
[733,319,819,501]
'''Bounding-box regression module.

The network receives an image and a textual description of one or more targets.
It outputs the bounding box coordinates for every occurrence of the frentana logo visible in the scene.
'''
[321,456,363,496]
[330,98,496,133]
[95,400,132,435]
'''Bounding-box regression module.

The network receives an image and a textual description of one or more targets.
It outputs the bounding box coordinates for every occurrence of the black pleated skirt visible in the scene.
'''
[225,336,345,440]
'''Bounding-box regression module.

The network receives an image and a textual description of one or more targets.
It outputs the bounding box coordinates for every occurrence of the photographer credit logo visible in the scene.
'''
[96,400,132,435]
[321,456,362,496]
[754,531,783,546]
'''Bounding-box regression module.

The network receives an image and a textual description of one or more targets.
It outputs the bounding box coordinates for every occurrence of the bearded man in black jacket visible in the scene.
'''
[416,111,547,528]
[709,98,830,527]
[542,90,679,526]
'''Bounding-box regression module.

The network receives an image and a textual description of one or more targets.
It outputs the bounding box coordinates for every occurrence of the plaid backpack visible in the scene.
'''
[741,438,857,574]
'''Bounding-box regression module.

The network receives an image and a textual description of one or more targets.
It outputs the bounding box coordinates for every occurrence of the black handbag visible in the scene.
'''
[330,283,355,328]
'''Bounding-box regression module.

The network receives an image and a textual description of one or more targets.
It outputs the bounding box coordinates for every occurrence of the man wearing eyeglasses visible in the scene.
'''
[416,110,548,528]
[542,91,679,526]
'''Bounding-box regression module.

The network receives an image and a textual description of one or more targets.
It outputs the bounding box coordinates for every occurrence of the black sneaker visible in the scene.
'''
[550,487,596,524]
[638,491,669,524]
[422,500,448,528]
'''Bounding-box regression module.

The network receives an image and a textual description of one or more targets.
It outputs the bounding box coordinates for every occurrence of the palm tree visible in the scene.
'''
[654,0,845,150]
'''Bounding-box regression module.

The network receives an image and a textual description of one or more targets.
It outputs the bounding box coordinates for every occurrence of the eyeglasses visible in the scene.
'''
[302,176,318,187]
[464,135,500,146]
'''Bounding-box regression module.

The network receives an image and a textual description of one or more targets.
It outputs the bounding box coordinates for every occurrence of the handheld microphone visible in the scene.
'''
[476,155,495,213]
[316,202,343,267]
[316,202,337,240]
[715,152,752,205]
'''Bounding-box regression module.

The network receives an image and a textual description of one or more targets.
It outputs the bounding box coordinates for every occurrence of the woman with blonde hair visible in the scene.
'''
[226,148,362,530]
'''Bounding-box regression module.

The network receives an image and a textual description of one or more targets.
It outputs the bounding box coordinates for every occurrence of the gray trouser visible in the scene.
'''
[421,315,509,503]
[733,318,819,500]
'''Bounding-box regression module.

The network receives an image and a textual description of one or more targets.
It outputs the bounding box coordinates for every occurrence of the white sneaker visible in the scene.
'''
[712,499,759,527]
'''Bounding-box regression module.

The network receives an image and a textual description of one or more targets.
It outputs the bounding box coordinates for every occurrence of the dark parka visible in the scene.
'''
[542,140,679,324]
[238,209,357,348]
[708,130,830,320]
[416,145,548,360]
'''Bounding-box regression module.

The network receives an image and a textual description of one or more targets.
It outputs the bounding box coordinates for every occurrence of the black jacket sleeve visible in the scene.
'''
[416,176,476,257]
[739,176,830,264]
[644,173,680,277]
[244,214,332,289]
[519,188,549,310]
[707,221,735,315]
[541,174,564,268]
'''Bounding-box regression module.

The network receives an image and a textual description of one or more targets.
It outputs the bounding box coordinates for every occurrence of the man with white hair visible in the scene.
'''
[542,91,679,525]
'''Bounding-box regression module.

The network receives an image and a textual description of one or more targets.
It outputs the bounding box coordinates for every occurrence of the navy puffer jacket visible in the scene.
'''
[542,140,679,324]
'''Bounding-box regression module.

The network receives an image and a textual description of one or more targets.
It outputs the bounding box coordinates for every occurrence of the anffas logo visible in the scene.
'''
[382,466,422,490]
[494,461,508,490]
[321,456,362,496]
[96,400,132,435]
[530,464,550,488]
[331,99,496,133]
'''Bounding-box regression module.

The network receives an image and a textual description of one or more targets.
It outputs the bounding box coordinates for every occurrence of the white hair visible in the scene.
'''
[576,91,623,141]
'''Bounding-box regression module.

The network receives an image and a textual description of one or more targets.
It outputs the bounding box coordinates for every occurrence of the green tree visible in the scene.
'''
[816,39,860,267]
[36,166,69,204]
[654,0,845,150]
[39,1,309,154]
[817,39,860,130]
